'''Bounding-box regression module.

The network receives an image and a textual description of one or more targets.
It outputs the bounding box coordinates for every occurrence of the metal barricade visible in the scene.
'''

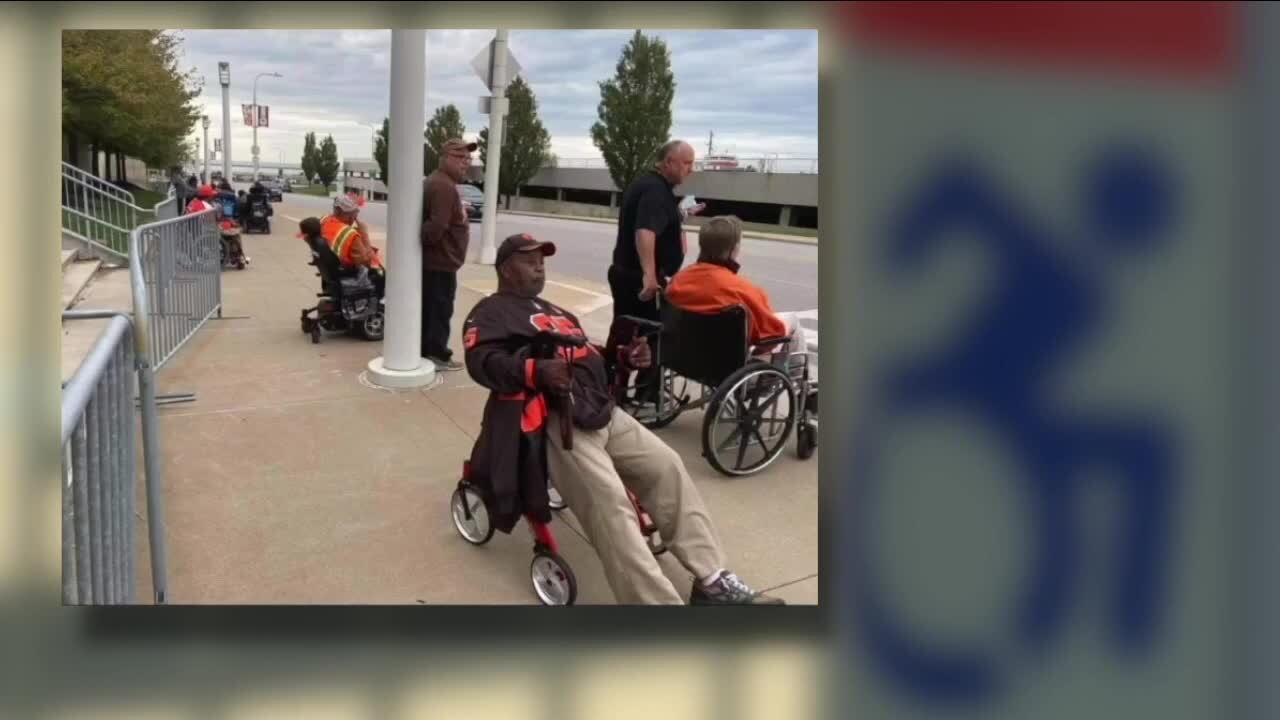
[131,208,222,371]
[61,313,168,604]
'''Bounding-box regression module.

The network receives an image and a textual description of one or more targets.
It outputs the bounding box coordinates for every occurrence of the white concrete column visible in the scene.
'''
[366,29,436,389]
[477,29,509,265]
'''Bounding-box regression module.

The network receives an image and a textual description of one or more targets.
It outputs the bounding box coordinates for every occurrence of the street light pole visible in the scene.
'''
[201,116,210,184]
[478,29,509,265]
[366,29,435,389]
[219,62,231,183]
[252,71,282,181]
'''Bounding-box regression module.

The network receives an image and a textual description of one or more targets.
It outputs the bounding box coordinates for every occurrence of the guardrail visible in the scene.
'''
[132,208,222,371]
[547,157,820,174]
[62,162,179,260]
[60,312,168,604]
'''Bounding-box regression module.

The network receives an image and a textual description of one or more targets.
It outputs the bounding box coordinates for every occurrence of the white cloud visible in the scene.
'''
[173,29,818,166]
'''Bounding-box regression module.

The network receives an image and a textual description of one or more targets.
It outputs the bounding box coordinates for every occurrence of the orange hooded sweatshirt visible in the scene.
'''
[663,260,788,344]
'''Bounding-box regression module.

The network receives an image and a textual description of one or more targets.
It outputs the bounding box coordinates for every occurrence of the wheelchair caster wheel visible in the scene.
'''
[797,422,817,460]
[310,324,321,344]
[360,311,385,341]
[300,316,312,334]
[451,485,494,545]
[530,550,577,606]
[547,486,566,511]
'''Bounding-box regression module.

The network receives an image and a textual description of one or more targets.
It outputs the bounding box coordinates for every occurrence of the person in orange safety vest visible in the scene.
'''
[320,193,385,294]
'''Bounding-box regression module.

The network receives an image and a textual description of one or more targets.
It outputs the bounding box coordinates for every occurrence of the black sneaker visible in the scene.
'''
[689,572,786,605]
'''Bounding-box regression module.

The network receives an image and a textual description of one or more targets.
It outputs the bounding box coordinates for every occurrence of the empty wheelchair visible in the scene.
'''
[298,234,384,343]
[610,299,818,476]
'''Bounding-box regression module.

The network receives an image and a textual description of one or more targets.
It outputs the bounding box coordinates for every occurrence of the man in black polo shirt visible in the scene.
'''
[608,140,706,323]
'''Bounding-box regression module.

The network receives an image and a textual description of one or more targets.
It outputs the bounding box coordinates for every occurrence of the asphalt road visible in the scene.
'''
[269,191,819,312]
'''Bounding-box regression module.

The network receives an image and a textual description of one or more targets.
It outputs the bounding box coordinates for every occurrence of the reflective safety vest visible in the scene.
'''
[321,215,363,267]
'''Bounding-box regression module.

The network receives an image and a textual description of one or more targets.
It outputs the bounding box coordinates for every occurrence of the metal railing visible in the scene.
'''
[132,208,222,371]
[545,157,820,174]
[62,162,178,260]
[62,161,141,260]
[61,312,168,604]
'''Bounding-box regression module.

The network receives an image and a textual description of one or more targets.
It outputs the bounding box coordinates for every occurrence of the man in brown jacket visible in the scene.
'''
[420,137,477,371]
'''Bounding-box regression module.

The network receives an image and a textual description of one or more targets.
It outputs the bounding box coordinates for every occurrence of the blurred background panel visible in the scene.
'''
[840,2,1244,718]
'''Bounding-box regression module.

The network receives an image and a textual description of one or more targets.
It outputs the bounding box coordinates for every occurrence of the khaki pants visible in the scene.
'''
[545,407,726,604]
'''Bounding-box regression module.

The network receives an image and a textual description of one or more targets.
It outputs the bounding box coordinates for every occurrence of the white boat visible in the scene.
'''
[701,154,740,171]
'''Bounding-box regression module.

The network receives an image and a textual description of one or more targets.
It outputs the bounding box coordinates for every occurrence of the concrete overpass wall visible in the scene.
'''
[341,159,818,208]
[521,167,818,207]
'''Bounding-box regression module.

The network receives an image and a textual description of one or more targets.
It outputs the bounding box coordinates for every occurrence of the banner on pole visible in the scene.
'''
[242,104,270,128]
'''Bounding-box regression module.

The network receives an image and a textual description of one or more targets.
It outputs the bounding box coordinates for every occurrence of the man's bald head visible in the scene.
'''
[655,140,696,186]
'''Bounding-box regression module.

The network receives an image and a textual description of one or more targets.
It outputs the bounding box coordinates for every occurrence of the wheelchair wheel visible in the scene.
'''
[310,324,321,344]
[451,485,494,545]
[360,311,385,341]
[530,550,577,606]
[619,366,685,429]
[300,315,312,334]
[702,363,797,476]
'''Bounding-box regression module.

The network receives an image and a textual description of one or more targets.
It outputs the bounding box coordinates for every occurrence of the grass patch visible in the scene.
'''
[294,183,335,197]
[126,185,168,210]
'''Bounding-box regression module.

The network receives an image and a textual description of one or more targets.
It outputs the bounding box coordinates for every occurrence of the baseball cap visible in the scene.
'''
[443,138,478,154]
[496,233,557,268]
[333,193,366,213]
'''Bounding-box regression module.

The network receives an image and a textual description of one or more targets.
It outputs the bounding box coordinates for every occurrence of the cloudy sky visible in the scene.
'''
[172,29,817,166]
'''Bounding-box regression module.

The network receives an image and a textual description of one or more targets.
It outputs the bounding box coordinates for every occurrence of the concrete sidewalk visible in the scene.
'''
[138,210,818,604]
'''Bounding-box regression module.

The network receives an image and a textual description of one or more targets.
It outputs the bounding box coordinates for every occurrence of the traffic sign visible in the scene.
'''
[471,39,521,92]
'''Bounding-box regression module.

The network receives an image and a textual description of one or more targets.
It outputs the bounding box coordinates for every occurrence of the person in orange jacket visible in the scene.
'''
[664,215,810,362]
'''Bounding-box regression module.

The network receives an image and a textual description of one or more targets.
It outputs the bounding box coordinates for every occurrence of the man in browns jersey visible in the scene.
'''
[462,233,784,605]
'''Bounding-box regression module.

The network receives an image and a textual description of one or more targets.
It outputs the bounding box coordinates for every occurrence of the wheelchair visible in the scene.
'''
[242,194,272,234]
[449,331,666,606]
[610,297,818,476]
[298,234,385,343]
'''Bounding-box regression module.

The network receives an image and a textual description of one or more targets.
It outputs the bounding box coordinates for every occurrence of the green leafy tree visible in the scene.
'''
[424,104,466,174]
[62,30,204,169]
[590,30,676,191]
[317,135,340,187]
[301,132,318,183]
[477,76,552,207]
[374,117,389,184]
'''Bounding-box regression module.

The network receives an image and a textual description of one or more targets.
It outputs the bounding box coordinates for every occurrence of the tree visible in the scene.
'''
[477,76,552,207]
[424,104,466,174]
[374,117,389,185]
[301,132,318,183]
[317,135,340,187]
[590,30,676,192]
[62,30,204,170]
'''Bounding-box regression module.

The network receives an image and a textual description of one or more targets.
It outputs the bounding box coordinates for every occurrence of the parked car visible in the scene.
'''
[459,184,485,222]
[260,180,284,202]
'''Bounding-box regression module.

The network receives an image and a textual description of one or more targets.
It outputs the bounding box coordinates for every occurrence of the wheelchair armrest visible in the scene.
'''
[616,315,663,334]
[752,335,791,352]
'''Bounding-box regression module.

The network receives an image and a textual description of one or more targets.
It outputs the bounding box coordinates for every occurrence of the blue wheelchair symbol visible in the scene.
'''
[849,144,1180,705]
